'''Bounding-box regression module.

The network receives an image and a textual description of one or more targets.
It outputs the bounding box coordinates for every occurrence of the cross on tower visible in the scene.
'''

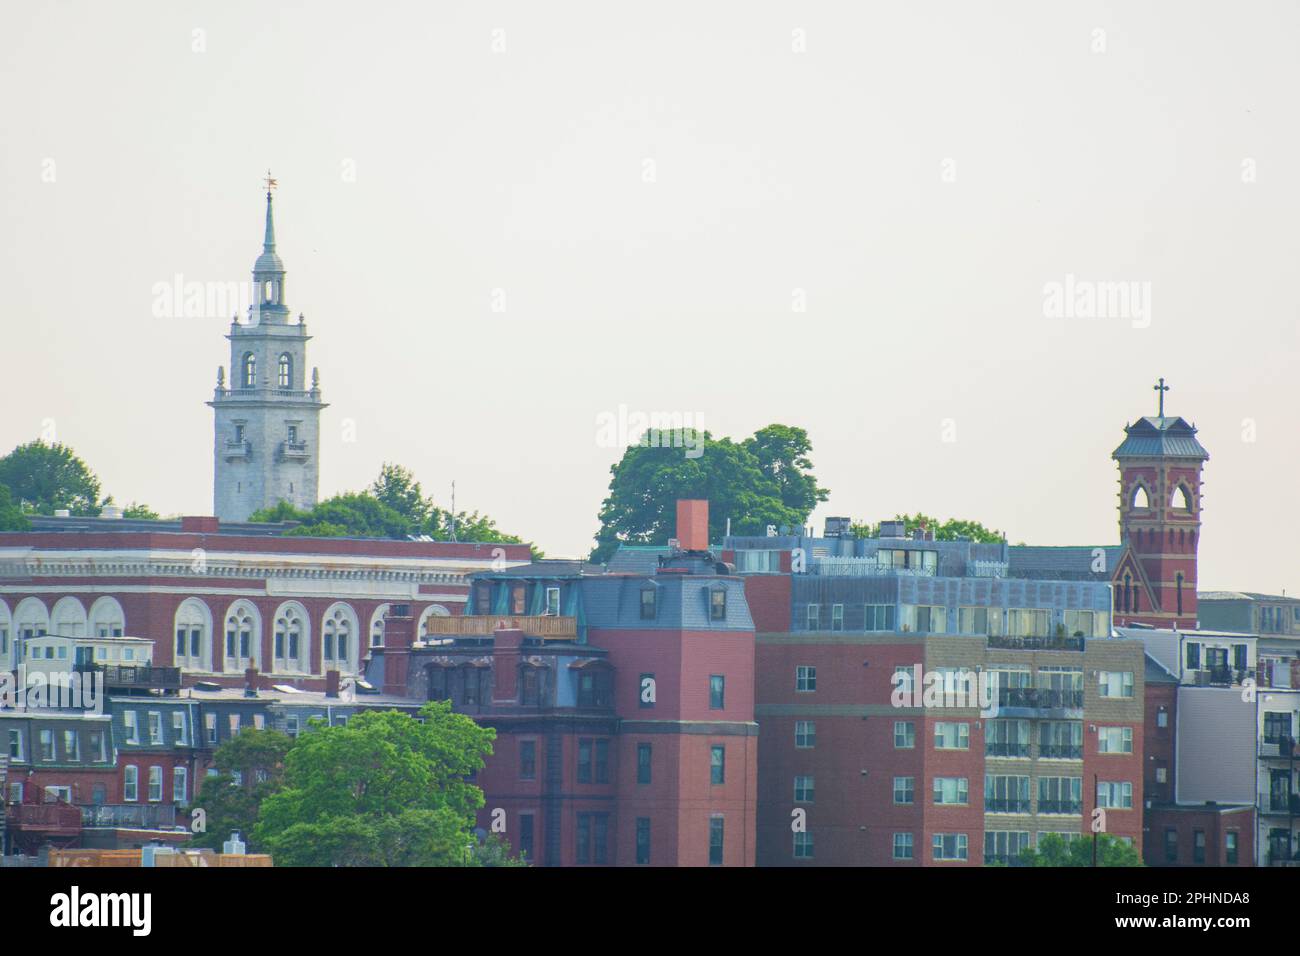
[1153,377,1169,418]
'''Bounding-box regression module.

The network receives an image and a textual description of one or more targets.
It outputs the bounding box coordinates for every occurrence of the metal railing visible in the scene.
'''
[80,804,178,829]
[1037,799,1082,815]
[997,687,1084,710]
[422,615,577,639]
[74,663,182,691]
[987,634,1085,652]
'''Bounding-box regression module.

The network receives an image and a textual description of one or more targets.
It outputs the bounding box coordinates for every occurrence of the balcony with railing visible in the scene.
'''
[984,799,1032,814]
[987,634,1085,652]
[279,440,309,461]
[6,801,81,835]
[1037,799,1082,815]
[1261,793,1300,817]
[1259,736,1296,760]
[985,742,1031,758]
[1038,743,1084,760]
[74,663,182,693]
[422,615,577,641]
[80,804,178,829]
[223,439,251,461]
[996,687,1085,714]
[1192,666,1254,687]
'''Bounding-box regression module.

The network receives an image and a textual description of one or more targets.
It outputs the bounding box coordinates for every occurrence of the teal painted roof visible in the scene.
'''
[1112,416,1209,460]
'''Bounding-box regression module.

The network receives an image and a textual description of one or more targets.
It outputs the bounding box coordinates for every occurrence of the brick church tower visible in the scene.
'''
[208,178,327,522]
[1112,379,1209,629]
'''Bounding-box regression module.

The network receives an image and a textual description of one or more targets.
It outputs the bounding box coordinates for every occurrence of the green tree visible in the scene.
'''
[0,441,101,516]
[121,502,160,519]
[0,486,28,531]
[188,728,293,852]
[742,425,829,517]
[1019,833,1143,867]
[254,702,499,866]
[371,463,432,526]
[591,427,823,564]
[849,513,1004,543]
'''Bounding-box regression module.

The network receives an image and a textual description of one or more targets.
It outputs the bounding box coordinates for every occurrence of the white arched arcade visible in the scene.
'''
[271,601,310,674]
[50,597,87,638]
[321,603,360,673]
[174,598,213,671]
[88,596,125,637]
[222,600,262,672]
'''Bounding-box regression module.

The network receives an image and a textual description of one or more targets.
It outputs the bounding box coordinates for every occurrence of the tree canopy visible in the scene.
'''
[591,424,828,564]
[1017,833,1143,867]
[253,702,502,866]
[249,462,541,555]
[0,486,28,531]
[0,440,158,520]
[849,513,1005,543]
[188,728,293,852]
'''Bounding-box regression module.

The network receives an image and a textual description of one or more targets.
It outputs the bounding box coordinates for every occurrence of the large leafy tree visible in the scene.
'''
[742,425,829,517]
[188,728,293,852]
[591,427,825,564]
[0,486,28,531]
[1018,833,1143,867]
[371,463,431,527]
[850,513,1004,543]
[254,702,499,866]
[0,441,101,515]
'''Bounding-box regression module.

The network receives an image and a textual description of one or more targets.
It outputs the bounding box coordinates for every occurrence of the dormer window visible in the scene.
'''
[640,587,657,620]
[709,587,727,621]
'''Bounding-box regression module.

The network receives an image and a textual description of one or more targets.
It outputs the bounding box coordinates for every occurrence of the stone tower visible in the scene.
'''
[209,185,327,522]
[1112,380,1209,629]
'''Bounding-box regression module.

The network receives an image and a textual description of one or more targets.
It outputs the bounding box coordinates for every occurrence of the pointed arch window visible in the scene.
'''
[1173,485,1193,513]
[273,604,307,673]
[322,604,359,673]
[1176,574,1185,617]
[1123,574,1132,614]
[241,352,256,388]
[277,353,292,388]
[224,603,258,669]
[1131,485,1150,510]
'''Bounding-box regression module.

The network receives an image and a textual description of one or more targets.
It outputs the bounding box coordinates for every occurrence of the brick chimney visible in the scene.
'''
[676,499,709,552]
[491,628,524,703]
[324,669,340,699]
[244,667,259,697]
[381,605,415,696]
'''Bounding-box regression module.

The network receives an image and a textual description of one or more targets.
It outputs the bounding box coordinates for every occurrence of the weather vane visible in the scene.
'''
[264,169,278,193]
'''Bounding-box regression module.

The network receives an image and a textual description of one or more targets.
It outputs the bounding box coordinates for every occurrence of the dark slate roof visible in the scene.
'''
[487,559,604,578]
[605,545,673,575]
[1006,545,1123,581]
[1144,653,1178,684]
[1199,591,1300,603]
[1112,416,1210,460]
[580,575,753,630]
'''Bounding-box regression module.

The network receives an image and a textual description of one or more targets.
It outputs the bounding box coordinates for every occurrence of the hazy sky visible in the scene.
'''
[2,2,1297,592]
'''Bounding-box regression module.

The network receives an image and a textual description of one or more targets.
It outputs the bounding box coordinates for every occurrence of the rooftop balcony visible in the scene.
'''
[74,663,182,693]
[987,634,1085,652]
[80,804,178,829]
[1191,666,1254,687]
[422,615,577,641]
[6,801,81,836]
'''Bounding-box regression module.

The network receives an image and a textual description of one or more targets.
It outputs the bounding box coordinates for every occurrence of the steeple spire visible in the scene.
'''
[262,169,278,251]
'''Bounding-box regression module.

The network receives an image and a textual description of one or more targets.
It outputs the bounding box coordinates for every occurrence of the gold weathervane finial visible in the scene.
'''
[264,169,278,192]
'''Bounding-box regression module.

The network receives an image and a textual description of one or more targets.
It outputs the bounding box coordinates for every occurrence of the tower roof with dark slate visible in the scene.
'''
[1112,416,1209,461]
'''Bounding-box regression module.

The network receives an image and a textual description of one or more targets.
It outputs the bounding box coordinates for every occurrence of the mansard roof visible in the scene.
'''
[1112,416,1209,461]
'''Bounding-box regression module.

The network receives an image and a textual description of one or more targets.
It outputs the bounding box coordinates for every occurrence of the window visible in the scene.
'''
[287,424,298,444]
[7,729,22,762]
[735,549,780,573]
[709,817,724,865]
[575,813,610,864]
[709,588,727,621]
[1186,642,1201,670]
[173,767,188,805]
[273,605,306,672]
[286,715,300,738]
[205,713,217,744]
[1165,829,1178,863]
[1097,726,1133,754]
[1157,709,1169,729]
[148,712,162,745]
[638,672,655,708]
[1226,832,1238,864]
[637,743,652,784]
[229,713,241,737]
[1098,671,1134,698]
[639,588,657,620]
[577,670,611,708]
[985,775,1031,813]
[124,711,139,745]
[958,607,989,635]
[1263,712,1293,743]
[1193,829,1206,864]
[39,729,54,761]
[796,665,816,692]
[894,721,915,749]
[913,605,947,634]
[241,352,256,388]
[577,739,592,783]
[932,833,968,861]
[893,833,914,861]
[932,777,969,805]
[277,353,292,388]
[709,675,725,710]
[1155,766,1167,784]
[934,722,970,750]
[795,721,815,749]
[1038,776,1083,814]
[636,817,651,865]
[893,664,915,695]
[710,745,725,784]
[519,814,535,863]
[830,604,844,631]
[519,740,536,780]
[322,606,354,669]
[864,604,895,632]
[545,587,561,616]
[124,765,139,802]
[984,830,1031,864]
[793,831,814,859]
[1039,721,1083,759]
[986,719,1030,758]
[225,604,256,667]
[63,729,80,762]
[806,603,820,630]
[1096,781,1133,809]
[594,739,609,783]
[794,775,815,803]
[893,776,914,805]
